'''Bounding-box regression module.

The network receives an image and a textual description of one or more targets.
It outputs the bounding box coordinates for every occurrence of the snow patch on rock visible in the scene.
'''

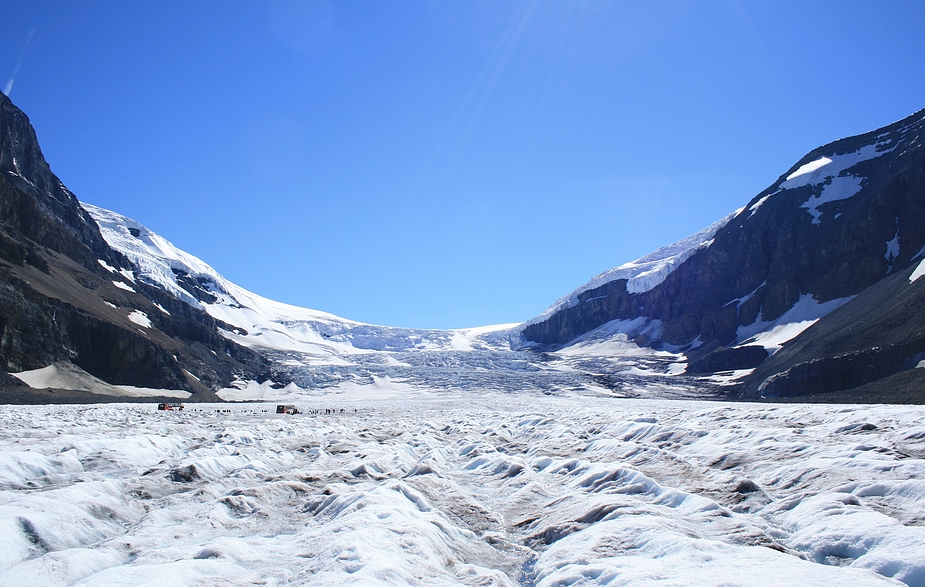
[784,156,833,182]
[801,175,864,225]
[735,294,854,352]
[911,258,925,284]
[885,219,900,271]
[770,142,896,226]
[127,310,151,329]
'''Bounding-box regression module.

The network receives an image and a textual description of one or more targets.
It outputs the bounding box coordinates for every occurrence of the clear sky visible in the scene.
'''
[2,1,924,329]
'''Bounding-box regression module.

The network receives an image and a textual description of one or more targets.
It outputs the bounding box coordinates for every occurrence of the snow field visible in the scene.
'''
[0,398,923,586]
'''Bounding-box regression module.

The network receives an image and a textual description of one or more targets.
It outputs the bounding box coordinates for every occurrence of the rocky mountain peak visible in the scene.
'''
[0,92,127,273]
[519,108,925,400]
[0,92,274,399]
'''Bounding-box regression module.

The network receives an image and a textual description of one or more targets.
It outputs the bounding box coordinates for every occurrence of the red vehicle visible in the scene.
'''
[157,402,184,411]
[276,404,299,415]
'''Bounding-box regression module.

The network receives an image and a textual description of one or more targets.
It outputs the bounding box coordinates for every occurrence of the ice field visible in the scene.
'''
[2,395,924,586]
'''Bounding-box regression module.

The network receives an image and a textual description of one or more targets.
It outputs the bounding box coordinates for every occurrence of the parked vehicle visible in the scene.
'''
[157,402,184,411]
[276,404,299,415]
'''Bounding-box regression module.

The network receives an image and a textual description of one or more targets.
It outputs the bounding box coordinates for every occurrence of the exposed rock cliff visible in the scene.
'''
[0,92,273,399]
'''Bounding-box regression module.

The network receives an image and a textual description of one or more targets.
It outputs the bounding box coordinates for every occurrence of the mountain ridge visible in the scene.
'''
[520,107,925,400]
[3,86,923,402]
[0,91,274,400]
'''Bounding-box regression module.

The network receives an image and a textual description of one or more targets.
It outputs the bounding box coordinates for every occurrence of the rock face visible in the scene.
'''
[0,92,273,399]
[685,345,769,375]
[520,108,925,400]
[738,260,925,400]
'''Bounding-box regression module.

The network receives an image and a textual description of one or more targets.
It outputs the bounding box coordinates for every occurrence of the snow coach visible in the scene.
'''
[157,402,184,411]
[276,404,300,415]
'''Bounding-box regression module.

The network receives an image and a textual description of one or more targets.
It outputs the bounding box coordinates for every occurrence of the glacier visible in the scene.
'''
[74,203,870,401]
[81,203,715,400]
[0,199,921,587]
[1,397,923,586]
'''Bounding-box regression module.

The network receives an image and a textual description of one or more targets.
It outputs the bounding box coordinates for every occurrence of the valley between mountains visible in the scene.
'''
[5,90,925,404]
[2,89,925,586]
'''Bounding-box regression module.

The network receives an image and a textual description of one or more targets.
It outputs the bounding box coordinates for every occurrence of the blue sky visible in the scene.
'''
[3,1,924,329]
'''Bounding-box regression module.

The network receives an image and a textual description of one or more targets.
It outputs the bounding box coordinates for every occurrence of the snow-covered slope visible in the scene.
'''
[84,204,515,361]
[80,204,730,401]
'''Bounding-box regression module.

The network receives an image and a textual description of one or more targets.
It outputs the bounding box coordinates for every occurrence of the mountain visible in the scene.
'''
[76,203,719,400]
[0,88,698,403]
[0,91,272,401]
[518,109,925,401]
[80,205,611,399]
[82,203,517,359]
[4,86,923,404]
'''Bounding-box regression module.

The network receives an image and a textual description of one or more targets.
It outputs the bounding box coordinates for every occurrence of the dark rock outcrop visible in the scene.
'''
[0,94,125,273]
[685,345,769,375]
[0,91,274,399]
